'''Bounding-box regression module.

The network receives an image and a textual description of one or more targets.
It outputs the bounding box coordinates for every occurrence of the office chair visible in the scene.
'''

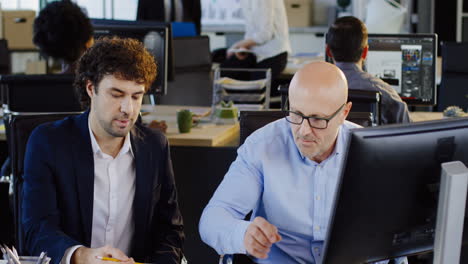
[239,111,287,145]
[437,42,468,112]
[0,74,83,114]
[158,36,213,106]
[8,113,79,254]
[347,89,381,125]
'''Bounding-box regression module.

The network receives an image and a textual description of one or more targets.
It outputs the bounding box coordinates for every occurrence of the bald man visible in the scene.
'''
[199,62,357,263]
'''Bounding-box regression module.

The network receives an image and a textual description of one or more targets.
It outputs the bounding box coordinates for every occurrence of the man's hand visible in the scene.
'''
[72,245,135,264]
[244,217,282,259]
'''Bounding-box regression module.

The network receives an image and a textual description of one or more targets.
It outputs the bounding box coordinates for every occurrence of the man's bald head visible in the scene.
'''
[289,61,348,112]
[287,61,352,163]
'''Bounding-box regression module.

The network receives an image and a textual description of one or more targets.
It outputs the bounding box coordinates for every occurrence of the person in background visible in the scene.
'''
[22,37,184,264]
[33,0,94,74]
[217,0,291,82]
[326,16,411,124]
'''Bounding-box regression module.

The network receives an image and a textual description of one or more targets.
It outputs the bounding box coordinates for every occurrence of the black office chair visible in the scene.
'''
[8,113,79,254]
[158,36,213,106]
[239,111,287,145]
[437,42,468,112]
[346,89,381,125]
[0,74,83,113]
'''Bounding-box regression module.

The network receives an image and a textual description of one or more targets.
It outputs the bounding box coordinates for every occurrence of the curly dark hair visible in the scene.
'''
[326,16,368,63]
[33,1,93,63]
[74,36,157,108]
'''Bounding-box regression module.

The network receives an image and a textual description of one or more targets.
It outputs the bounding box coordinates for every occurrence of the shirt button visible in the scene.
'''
[314,225,320,231]
[316,195,321,200]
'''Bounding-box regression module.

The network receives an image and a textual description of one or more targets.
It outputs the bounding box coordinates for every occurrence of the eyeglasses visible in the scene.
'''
[285,103,346,129]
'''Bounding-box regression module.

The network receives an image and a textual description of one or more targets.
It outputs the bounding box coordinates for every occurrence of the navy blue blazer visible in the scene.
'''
[21,112,184,264]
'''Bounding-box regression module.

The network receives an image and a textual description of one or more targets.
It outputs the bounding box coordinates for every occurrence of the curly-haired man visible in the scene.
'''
[22,37,184,264]
[33,1,94,73]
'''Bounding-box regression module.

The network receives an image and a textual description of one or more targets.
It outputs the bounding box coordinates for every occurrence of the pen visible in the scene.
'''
[4,247,20,264]
[11,247,18,259]
[96,256,144,264]
[35,252,45,264]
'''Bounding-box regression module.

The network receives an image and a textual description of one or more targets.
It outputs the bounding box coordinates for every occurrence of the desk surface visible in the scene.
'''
[0,105,240,147]
[141,105,239,147]
[410,111,468,122]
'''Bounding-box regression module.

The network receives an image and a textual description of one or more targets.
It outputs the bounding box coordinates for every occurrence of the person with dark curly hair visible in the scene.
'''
[22,37,184,264]
[33,0,94,74]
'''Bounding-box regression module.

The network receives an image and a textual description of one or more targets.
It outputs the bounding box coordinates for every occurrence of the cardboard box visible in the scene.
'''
[284,0,312,27]
[3,10,36,50]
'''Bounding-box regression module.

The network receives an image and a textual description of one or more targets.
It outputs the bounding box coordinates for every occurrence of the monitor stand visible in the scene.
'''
[433,161,468,264]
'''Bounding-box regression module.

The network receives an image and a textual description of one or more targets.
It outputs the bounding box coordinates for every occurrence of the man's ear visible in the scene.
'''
[86,80,94,98]
[342,101,353,122]
[361,45,369,60]
[326,45,333,59]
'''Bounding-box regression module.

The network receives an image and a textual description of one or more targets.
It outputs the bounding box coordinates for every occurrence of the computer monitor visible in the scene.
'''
[326,34,438,106]
[91,19,174,96]
[322,117,468,264]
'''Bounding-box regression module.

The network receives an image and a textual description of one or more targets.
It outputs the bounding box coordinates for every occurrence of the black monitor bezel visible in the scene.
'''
[322,117,468,264]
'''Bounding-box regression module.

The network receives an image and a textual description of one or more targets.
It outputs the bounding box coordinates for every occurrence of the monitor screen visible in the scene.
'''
[326,34,438,106]
[322,117,468,264]
[91,19,174,95]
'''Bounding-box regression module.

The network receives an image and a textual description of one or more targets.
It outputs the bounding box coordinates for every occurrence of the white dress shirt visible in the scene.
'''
[89,123,136,254]
[241,0,292,62]
[61,120,136,263]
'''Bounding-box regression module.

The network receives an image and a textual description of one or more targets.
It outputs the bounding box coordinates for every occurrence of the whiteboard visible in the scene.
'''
[201,0,244,25]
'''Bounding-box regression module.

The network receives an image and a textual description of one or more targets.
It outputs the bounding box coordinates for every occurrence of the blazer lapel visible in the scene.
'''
[72,111,95,246]
[131,127,156,252]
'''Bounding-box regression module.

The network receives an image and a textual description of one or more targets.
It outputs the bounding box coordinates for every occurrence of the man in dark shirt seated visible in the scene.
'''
[326,16,411,124]
[22,37,184,264]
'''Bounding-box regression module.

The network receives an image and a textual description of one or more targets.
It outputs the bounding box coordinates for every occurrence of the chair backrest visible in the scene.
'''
[171,22,197,38]
[0,74,83,113]
[239,111,287,145]
[239,110,374,145]
[158,36,212,106]
[346,111,374,127]
[437,42,468,112]
[347,89,381,125]
[8,113,77,253]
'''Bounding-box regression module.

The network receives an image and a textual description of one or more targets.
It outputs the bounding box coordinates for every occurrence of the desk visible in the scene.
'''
[410,111,468,122]
[141,105,240,147]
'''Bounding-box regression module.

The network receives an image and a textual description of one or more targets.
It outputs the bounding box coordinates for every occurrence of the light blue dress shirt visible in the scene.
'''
[200,118,407,264]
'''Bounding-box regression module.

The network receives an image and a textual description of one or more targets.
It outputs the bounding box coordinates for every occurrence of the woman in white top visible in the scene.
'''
[220,0,292,80]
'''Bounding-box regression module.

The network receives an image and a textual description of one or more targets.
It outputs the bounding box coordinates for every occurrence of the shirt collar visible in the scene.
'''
[335,61,362,72]
[88,116,133,158]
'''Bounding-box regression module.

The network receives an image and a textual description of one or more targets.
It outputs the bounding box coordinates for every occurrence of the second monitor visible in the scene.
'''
[327,33,438,106]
